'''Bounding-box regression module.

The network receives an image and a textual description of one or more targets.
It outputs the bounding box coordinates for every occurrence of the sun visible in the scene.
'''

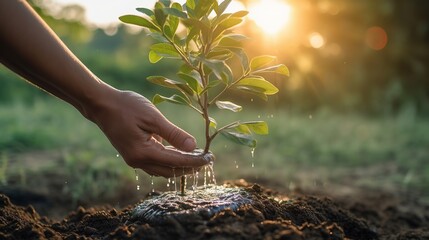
[248,0,292,35]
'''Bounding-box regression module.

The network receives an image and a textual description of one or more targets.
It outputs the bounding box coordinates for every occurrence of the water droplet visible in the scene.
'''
[134,169,140,191]
[251,148,255,168]
[257,115,261,119]
[116,154,120,158]
[309,115,313,119]
[167,178,171,188]
[250,98,254,102]
[173,168,177,193]
[270,114,274,118]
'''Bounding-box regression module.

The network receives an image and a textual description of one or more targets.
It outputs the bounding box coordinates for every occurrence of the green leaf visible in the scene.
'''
[177,72,203,94]
[235,86,268,101]
[254,64,290,76]
[216,0,232,15]
[221,34,249,42]
[154,5,167,26]
[147,76,193,95]
[136,8,154,17]
[163,7,188,18]
[250,55,277,71]
[148,32,168,42]
[186,0,195,10]
[150,43,180,58]
[186,26,200,45]
[240,121,269,135]
[206,49,233,60]
[163,25,174,39]
[182,18,211,40]
[213,17,243,39]
[237,77,279,95]
[148,51,163,63]
[153,94,189,105]
[209,117,217,129]
[221,131,256,148]
[160,0,171,7]
[215,101,242,112]
[119,15,159,31]
[231,11,249,18]
[200,58,225,79]
[234,124,252,134]
[226,47,249,72]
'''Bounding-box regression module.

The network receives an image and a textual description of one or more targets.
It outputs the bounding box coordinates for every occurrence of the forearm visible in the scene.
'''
[0,0,110,118]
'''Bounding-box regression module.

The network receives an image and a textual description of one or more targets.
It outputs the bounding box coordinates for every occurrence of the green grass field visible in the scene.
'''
[1,99,428,205]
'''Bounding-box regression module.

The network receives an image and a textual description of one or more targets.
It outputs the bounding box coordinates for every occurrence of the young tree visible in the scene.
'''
[120,0,288,194]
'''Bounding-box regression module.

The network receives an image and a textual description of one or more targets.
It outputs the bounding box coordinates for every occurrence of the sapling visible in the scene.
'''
[120,0,289,195]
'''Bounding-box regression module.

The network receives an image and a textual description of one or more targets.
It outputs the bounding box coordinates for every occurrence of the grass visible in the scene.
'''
[1,99,428,203]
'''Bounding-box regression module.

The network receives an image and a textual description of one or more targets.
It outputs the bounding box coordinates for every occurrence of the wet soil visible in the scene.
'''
[1,179,429,240]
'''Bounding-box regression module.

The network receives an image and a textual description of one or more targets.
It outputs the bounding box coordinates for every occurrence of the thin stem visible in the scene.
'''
[180,175,185,196]
[208,72,250,105]
[208,121,240,143]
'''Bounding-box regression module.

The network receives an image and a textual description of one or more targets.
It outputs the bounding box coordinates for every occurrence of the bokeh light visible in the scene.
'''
[309,32,325,48]
[365,26,388,51]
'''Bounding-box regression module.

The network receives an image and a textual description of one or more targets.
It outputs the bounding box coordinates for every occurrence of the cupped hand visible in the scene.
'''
[85,88,213,178]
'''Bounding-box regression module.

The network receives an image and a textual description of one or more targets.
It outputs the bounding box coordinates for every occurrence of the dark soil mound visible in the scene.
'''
[1,180,428,239]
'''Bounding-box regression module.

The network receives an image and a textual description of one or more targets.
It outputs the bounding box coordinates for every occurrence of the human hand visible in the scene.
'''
[84,88,213,178]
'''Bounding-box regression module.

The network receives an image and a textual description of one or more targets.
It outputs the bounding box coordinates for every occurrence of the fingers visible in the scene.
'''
[151,145,210,168]
[155,118,197,152]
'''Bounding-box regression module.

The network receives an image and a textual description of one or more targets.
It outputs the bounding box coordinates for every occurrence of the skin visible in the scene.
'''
[0,0,212,178]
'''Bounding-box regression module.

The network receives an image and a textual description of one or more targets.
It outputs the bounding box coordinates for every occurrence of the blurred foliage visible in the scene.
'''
[0,0,428,116]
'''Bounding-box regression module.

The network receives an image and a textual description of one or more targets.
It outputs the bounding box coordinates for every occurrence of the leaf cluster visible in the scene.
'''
[120,0,288,151]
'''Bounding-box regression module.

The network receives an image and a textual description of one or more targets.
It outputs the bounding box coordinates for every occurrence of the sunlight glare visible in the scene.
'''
[248,0,292,35]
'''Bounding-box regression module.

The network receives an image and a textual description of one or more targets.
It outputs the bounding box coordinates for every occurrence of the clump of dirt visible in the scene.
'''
[1,180,428,239]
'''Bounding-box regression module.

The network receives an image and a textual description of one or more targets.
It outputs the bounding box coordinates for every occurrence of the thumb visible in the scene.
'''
[157,120,197,152]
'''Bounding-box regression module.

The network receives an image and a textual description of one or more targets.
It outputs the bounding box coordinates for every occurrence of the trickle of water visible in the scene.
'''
[235,160,239,169]
[204,166,208,188]
[135,169,140,191]
[208,162,217,185]
[194,171,199,191]
[151,175,155,193]
[173,168,177,194]
[251,148,255,168]
[167,178,171,188]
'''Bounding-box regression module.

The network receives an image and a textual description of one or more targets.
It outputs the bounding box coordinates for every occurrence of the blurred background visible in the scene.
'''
[1,0,428,217]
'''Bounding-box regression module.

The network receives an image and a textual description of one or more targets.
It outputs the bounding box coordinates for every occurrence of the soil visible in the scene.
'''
[1,180,428,239]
